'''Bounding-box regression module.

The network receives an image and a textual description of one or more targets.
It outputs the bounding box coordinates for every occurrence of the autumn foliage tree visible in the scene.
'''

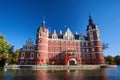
[10,50,20,64]
[0,33,13,65]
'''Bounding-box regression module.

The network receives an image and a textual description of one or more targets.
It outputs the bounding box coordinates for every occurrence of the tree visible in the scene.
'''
[10,50,20,64]
[0,33,13,64]
[114,55,120,65]
[102,42,108,50]
[105,55,114,64]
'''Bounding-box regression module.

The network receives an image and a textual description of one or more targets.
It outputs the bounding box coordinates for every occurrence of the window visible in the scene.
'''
[61,54,65,59]
[86,42,88,47]
[100,54,103,58]
[99,48,102,51]
[50,54,54,59]
[21,52,25,59]
[30,53,34,59]
[92,48,95,52]
[37,53,40,58]
[55,54,59,59]
[38,46,41,49]
[56,48,58,52]
[89,26,92,30]
[82,55,86,59]
[61,41,64,46]
[90,32,93,41]
[87,55,90,59]
[56,41,58,45]
[81,42,84,46]
[82,49,85,52]
[92,54,96,59]
[38,40,41,43]
[38,33,41,38]
[51,41,53,45]
[51,48,53,52]
[91,42,94,46]
[86,49,89,53]
[61,48,64,51]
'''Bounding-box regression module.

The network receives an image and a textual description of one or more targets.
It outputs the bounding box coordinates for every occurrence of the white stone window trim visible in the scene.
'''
[30,52,34,59]
[21,52,25,59]
[37,53,40,58]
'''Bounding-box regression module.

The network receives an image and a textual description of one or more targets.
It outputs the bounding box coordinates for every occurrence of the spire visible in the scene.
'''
[42,16,45,27]
[89,14,93,25]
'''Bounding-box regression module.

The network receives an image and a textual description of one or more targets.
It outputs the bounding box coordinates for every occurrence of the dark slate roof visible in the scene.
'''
[74,35,80,40]
[58,34,63,39]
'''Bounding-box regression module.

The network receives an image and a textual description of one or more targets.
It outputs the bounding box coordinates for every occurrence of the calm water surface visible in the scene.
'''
[0,66,120,80]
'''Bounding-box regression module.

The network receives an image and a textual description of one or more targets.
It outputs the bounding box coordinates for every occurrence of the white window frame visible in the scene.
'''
[38,33,42,38]
[30,53,34,59]
[37,53,40,58]
[92,48,95,52]
[38,46,40,49]
[86,49,89,53]
[86,42,88,47]
[21,52,25,59]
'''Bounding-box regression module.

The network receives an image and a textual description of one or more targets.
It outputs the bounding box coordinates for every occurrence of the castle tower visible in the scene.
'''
[86,15,104,64]
[35,19,48,65]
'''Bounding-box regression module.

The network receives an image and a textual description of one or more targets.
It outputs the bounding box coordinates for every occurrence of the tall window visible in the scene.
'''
[51,48,53,52]
[92,54,96,59]
[51,41,53,45]
[30,53,34,59]
[81,42,84,47]
[86,49,89,53]
[50,54,54,59]
[86,42,88,47]
[82,49,85,52]
[38,46,41,49]
[21,52,25,59]
[38,40,41,43]
[37,53,40,58]
[56,48,58,52]
[90,32,93,41]
[91,42,94,46]
[92,48,95,52]
[38,33,41,38]
[87,55,90,59]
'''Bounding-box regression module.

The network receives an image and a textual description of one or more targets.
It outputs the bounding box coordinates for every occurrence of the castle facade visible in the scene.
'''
[18,16,104,65]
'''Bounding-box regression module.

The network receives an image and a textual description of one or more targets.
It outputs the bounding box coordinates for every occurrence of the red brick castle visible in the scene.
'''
[18,15,104,65]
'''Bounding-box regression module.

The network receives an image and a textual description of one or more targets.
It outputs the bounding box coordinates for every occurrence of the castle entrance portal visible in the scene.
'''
[68,58,77,65]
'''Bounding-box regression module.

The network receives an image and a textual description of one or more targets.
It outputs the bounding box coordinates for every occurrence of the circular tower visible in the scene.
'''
[86,15,104,64]
[35,20,48,65]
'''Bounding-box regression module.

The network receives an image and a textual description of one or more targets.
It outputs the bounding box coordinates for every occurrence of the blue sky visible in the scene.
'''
[0,0,120,56]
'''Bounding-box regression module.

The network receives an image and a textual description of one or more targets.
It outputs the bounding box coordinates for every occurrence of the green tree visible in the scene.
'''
[114,55,120,65]
[105,55,114,64]
[10,50,20,64]
[0,33,13,63]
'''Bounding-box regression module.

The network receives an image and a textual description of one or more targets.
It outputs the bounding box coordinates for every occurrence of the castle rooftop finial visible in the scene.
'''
[42,16,45,27]
[89,13,93,25]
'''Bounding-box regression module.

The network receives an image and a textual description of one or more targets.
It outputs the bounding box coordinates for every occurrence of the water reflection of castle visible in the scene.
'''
[18,15,104,65]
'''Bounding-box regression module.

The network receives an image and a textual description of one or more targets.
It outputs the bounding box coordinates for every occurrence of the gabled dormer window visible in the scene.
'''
[89,26,92,30]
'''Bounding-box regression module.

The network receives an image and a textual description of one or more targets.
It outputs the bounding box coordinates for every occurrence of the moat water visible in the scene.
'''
[0,65,120,80]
